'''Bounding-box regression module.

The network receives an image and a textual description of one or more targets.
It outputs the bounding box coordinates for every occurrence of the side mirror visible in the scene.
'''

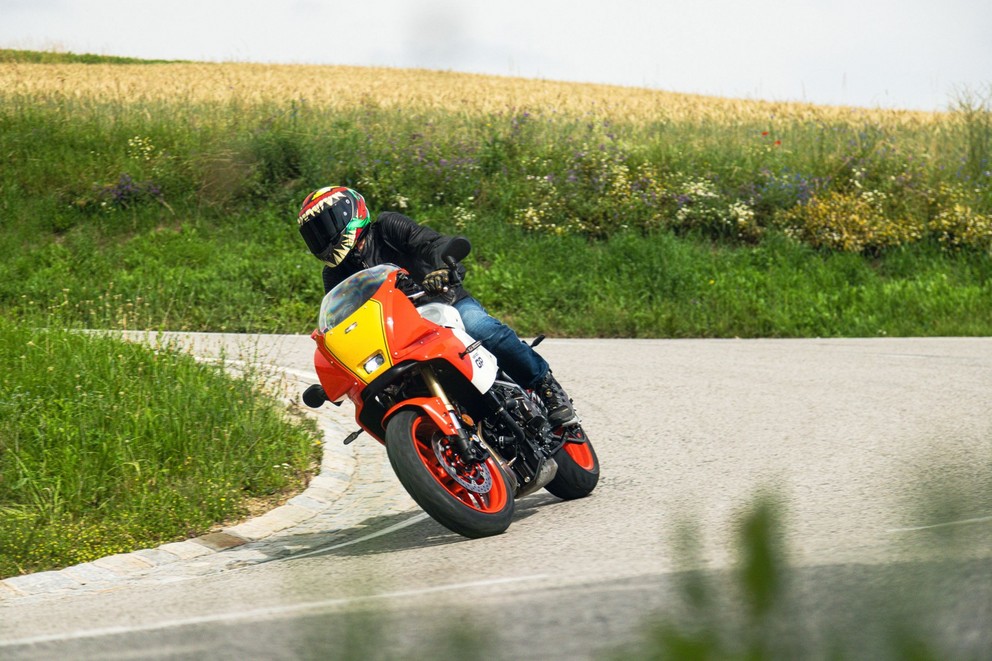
[302,384,327,408]
[442,236,472,264]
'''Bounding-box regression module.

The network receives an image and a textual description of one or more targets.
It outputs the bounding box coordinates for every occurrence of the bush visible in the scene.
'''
[777,190,924,253]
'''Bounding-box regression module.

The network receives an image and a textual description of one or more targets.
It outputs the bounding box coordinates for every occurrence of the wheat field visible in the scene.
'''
[0,61,944,128]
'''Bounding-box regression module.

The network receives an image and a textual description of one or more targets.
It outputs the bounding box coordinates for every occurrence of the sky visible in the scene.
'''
[2,0,990,111]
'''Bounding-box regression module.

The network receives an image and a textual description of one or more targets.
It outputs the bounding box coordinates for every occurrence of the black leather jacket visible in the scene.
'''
[321,211,467,301]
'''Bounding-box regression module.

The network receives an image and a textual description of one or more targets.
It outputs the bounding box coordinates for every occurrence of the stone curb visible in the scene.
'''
[0,376,357,601]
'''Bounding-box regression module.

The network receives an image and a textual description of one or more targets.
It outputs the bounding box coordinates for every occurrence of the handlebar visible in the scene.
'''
[399,234,470,300]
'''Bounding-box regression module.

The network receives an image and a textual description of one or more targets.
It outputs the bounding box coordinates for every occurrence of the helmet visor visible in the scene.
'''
[299,198,347,254]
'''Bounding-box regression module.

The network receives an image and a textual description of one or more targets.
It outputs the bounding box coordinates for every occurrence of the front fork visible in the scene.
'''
[420,366,485,463]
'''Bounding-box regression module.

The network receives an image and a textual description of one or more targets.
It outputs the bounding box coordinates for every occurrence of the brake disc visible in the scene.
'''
[433,436,493,494]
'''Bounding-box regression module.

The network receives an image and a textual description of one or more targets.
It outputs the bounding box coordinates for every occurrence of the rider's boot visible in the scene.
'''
[535,370,579,427]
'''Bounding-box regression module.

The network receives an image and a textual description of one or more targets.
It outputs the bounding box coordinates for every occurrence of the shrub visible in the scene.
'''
[778,190,924,253]
[928,184,992,252]
[669,176,763,242]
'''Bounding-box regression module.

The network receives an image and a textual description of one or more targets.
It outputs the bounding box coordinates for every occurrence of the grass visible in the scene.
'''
[465,228,992,338]
[4,210,988,338]
[1,53,990,337]
[0,317,321,578]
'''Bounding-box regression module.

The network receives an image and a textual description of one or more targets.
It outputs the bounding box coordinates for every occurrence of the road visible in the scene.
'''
[1,336,990,659]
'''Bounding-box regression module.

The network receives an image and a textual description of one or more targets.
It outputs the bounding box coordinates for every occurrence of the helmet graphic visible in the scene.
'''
[298,187,371,266]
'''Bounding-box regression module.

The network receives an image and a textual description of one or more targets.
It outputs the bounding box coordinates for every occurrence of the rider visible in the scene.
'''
[297,185,578,427]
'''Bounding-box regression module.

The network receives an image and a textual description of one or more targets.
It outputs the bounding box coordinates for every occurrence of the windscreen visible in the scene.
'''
[318,264,400,332]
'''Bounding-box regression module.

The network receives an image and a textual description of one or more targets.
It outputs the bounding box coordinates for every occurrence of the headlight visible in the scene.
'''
[362,352,386,375]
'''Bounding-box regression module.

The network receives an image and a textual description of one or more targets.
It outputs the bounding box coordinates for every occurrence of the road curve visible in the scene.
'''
[1,335,990,659]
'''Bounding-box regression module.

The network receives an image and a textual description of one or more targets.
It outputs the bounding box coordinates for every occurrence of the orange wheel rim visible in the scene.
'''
[411,417,508,513]
[565,441,596,471]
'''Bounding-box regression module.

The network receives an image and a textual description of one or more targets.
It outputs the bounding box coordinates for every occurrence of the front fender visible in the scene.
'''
[383,397,457,436]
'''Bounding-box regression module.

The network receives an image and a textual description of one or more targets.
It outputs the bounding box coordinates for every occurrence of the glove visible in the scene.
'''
[395,272,420,297]
[422,268,452,295]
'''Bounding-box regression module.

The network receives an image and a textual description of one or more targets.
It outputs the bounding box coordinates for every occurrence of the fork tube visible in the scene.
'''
[420,366,465,432]
[420,365,477,459]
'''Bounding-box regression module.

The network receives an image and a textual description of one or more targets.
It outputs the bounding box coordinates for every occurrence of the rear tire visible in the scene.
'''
[545,425,600,500]
[385,410,515,538]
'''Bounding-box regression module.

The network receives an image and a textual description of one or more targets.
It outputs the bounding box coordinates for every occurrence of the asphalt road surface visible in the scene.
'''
[1,335,990,659]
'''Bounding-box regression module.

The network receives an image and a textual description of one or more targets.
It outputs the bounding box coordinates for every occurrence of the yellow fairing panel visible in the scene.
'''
[323,299,393,384]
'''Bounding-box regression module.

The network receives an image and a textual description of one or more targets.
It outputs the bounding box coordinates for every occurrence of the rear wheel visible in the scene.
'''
[545,425,600,500]
[385,410,515,538]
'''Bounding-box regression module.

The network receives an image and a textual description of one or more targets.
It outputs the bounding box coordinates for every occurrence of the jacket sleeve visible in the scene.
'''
[376,211,451,270]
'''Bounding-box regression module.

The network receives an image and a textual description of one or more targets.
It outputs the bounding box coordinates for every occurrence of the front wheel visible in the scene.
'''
[385,410,515,538]
[545,425,600,500]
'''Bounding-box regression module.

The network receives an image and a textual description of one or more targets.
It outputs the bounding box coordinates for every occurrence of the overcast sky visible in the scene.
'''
[2,0,990,111]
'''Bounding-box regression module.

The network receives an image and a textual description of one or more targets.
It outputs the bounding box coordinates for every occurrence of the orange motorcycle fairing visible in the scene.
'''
[391,327,477,382]
[312,266,484,441]
[311,329,361,403]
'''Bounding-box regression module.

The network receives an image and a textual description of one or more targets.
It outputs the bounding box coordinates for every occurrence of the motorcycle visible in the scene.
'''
[302,237,599,538]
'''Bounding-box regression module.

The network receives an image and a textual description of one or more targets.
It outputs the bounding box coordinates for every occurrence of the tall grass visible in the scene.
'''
[0,317,321,577]
[0,49,179,64]
[5,208,989,337]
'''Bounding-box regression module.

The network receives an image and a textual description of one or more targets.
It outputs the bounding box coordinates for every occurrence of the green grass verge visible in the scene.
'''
[4,207,990,337]
[0,317,321,578]
[465,224,992,338]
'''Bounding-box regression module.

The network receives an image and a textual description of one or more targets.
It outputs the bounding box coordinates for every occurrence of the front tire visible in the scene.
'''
[545,425,600,500]
[385,410,515,538]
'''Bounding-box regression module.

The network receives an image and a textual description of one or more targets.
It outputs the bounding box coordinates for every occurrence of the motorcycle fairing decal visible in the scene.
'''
[323,299,394,384]
[451,328,498,394]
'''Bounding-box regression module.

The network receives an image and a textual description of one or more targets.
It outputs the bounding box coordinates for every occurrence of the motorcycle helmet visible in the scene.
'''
[298,186,371,267]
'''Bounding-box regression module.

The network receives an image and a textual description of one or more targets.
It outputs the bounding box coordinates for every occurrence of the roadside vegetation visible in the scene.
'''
[0,317,320,578]
[1,51,990,337]
[1,50,989,577]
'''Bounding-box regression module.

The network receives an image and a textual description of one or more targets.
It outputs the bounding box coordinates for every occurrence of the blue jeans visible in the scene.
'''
[454,296,549,388]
